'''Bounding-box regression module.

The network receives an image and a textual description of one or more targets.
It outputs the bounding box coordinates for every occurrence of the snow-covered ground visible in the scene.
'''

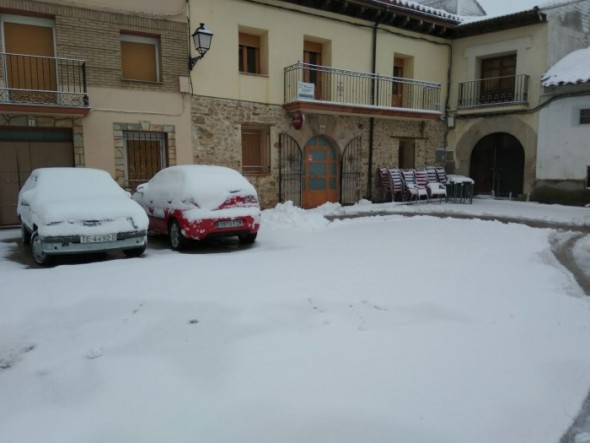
[1,198,590,443]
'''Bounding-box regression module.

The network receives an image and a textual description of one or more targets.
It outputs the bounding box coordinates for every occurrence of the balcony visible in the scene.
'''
[284,62,441,119]
[458,74,529,109]
[0,52,89,115]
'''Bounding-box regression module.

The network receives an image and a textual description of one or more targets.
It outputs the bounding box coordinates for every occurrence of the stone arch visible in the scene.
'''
[470,133,524,196]
[454,116,537,194]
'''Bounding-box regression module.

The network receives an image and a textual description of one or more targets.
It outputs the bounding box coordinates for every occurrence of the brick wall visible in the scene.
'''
[0,0,188,93]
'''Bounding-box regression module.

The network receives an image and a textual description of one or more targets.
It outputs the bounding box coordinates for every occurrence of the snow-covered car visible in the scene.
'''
[132,165,261,250]
[17,168,149,265]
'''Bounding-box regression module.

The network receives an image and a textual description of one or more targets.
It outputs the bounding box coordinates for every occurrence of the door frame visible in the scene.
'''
[302,135,339,209]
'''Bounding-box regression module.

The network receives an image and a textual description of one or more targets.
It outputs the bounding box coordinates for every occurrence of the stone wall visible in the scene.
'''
[192,95,446,208]
[113,121,177,189]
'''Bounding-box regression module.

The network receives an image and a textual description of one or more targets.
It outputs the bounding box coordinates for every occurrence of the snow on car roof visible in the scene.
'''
[26,167,128,203]
[146,165,258,211]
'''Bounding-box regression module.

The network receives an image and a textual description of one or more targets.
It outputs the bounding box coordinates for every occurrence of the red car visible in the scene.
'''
[133,165,261,250]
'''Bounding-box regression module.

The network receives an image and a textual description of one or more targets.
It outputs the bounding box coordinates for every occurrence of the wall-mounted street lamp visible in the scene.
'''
[189,23,213,71]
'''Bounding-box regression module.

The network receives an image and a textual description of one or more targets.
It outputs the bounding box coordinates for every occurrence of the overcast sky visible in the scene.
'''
[477,0,545,16]
[478,0,547,15]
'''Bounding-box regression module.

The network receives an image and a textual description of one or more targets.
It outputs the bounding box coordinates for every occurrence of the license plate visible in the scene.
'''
[80,233,117,243]
[216,220,243,229]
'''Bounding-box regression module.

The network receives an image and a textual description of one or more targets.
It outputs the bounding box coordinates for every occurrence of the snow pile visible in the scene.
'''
[262,201,330,229]
[573,235,590,280]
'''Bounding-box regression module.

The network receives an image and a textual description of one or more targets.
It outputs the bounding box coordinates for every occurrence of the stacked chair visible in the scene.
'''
[422,167,447,201]
[378,165,468,204]
[400,169,428,202]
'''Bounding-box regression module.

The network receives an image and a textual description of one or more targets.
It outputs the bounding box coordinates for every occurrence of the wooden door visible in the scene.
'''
[302,137,337,209]
[480,54,516,103]
[0,140,73,226]
[398,139,415,169]
[3,22,57,103]
[126,139,163,188]
[304,41,323,100]
[392,57,404,107]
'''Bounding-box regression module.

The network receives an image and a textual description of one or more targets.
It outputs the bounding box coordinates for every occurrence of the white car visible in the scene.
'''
[17,168,149,265]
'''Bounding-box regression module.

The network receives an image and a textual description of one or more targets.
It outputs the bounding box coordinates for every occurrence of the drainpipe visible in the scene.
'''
[367,18,379,201]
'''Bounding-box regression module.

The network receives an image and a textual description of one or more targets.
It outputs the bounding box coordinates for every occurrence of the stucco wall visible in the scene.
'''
[537,94,590,184]
[190,0,450,106]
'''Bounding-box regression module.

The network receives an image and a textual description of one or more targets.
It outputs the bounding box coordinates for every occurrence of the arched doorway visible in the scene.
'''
[470,133,524,197]
[302,136,338,208]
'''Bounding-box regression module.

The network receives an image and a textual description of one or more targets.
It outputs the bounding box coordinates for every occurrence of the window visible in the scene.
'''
[120,33,160,82]
[124,131,167,187]
[241,126,270,175]
[580,109,590,124]
[239,33,260,74]
[480,54,516,103]
[303,40,324,99]
[1,15,56,103]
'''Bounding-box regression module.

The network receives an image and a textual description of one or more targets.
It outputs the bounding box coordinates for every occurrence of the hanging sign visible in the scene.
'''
[292,111,305,130]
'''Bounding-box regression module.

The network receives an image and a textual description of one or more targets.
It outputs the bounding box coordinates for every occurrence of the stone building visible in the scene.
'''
[189,0,459,208]
[445,0,590,202]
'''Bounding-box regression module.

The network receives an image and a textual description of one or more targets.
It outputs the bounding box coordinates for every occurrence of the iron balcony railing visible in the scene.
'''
[458,74,529,108]
[0,52,88,108]
[284,62,441,113]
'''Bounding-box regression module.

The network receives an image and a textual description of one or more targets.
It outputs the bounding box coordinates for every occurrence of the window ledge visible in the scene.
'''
[243,171,271,177]
[121,77,163,85]
[239,72,269,79]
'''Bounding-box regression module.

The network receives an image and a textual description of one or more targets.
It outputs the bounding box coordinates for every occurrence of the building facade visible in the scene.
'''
[1,0,588,228]
[446,0,590,201]
[0,0,192,226]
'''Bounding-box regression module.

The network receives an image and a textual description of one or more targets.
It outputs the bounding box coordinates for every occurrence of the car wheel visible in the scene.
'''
[169,220,186,251]
[123,245,146,258]
[21,224,31,246]
[31,231,51,266]
[238,233,257,244]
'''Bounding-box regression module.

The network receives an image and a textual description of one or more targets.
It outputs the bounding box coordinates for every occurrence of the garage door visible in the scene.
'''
[0,131,74,226]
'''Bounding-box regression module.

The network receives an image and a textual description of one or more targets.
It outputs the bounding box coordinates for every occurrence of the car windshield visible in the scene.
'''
[28,168,127,203]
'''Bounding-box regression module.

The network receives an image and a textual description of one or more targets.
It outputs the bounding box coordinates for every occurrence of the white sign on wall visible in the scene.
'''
[297,82,315,100]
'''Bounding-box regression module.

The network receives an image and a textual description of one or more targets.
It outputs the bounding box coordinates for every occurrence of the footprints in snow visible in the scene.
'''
[85,300,200,360]
[86,300,146,360]
[307,298,388,332]
[0,343,36,371]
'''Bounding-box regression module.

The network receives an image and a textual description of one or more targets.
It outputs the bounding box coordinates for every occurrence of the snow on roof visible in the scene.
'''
[410,0,486,17]
[542,46,590,87]
[374,0,462,21]
[458,0,578,23]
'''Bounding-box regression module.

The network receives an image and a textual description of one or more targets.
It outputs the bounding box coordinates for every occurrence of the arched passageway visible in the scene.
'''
[470,133,524,197]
